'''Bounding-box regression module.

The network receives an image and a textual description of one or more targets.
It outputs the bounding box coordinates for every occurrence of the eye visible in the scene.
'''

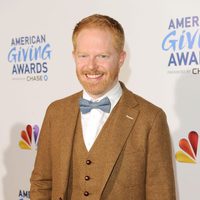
[97,54,109,59]
[77,54,88,58]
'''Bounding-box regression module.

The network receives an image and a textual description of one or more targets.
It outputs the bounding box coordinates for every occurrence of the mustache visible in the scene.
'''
[81,70,104,75]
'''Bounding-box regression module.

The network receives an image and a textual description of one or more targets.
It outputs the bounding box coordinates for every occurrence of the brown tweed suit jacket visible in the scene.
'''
[30,83,176,200]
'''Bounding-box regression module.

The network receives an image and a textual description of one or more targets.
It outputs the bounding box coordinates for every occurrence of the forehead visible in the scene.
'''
[77,28,113,42]
[76,28,115,50]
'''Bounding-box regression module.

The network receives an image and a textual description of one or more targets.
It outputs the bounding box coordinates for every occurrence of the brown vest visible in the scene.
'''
[67,111,116,200]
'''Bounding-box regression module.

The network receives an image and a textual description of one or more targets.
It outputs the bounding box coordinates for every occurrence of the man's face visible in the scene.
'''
[73,28,126,99]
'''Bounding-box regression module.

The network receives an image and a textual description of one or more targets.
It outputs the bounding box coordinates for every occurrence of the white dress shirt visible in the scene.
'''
[81,82,122,151]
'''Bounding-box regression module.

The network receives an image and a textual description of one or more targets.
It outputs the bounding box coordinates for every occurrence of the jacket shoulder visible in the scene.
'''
[134,92,168,124]
[121,82,163,114]
[124,87,166,123]
[46,91,82,114]
[134,93,162,113]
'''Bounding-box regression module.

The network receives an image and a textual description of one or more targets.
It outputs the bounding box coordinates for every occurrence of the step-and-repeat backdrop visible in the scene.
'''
[0,0,200,199]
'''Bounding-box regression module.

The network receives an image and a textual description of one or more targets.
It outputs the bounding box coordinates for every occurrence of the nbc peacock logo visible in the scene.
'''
[19,124,40,150]
[175,131,199,164]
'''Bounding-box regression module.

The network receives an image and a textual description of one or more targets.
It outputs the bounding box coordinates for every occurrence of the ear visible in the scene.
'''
[72,51,78,64]
[119,51,126,67]
[72,50,75,59]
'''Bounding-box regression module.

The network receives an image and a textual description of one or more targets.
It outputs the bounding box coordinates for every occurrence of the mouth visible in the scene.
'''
[85,73,104,79]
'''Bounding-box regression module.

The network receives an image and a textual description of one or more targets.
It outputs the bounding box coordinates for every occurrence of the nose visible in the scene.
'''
[88,56,97,70]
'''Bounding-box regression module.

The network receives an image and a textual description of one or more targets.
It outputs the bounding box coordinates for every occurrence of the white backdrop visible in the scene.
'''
[0,0,200,199]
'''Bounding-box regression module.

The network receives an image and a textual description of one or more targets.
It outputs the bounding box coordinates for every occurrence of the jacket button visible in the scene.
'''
[86,160,92,165]
[84,191,90,196]
[85,175,90,181]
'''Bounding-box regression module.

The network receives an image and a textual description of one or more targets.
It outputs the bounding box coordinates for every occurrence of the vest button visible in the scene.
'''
[84,191,90,196]
[86,160,92,165]
[85,175,90,181]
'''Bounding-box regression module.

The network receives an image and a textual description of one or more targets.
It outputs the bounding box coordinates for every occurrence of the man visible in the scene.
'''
[30,14,176,200]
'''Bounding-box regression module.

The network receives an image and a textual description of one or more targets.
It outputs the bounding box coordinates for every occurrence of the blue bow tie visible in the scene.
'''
[79,97,111,114]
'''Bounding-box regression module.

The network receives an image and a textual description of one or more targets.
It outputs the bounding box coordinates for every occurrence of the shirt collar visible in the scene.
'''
[83,81,122,111]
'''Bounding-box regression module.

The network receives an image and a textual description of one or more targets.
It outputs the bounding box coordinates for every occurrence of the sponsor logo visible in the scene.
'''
[18,189,30,200]
[162,16,200,75]
[19,124,40,150]
[175,131,199,163]
[8,34,52,81]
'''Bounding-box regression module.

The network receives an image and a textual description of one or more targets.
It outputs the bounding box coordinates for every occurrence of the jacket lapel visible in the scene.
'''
[97,85,140,195]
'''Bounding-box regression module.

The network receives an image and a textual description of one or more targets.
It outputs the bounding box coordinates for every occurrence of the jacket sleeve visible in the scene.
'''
[30,106,52,200]
[146,110,176,200]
